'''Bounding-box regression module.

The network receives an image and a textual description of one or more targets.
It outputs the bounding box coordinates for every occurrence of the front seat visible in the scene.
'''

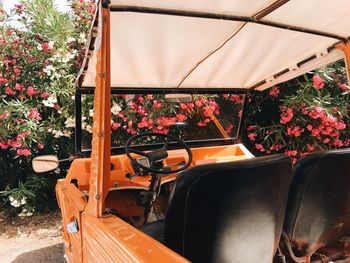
[282,148,350,262]
[142,154,292,263]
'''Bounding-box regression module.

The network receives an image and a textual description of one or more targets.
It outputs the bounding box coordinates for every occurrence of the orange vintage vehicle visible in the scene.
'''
[32,1,350,262]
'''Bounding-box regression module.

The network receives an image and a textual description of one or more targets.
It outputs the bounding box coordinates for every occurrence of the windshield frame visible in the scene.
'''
[75,87,249,156]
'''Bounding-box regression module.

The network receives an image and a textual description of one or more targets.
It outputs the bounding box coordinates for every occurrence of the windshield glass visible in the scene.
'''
[80,92,245,151]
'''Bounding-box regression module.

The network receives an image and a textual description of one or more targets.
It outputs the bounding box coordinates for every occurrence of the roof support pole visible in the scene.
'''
[85,5,111,217]
[336,42,350,86]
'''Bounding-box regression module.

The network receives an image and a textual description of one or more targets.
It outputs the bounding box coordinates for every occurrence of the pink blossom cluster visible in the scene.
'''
[269,87,280,97]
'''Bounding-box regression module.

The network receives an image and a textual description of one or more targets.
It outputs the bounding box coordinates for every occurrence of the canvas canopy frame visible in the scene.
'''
[83,0,350,217]
[78,0,350,91]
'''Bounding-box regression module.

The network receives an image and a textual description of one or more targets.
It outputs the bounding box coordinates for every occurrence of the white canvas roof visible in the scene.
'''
[78,0,350,90]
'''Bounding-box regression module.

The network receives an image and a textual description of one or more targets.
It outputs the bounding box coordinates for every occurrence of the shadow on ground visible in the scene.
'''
[11,243,63,263]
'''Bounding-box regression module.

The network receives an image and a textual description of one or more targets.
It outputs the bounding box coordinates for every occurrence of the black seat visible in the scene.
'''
[283,148,350,262]
[142,154,292,263]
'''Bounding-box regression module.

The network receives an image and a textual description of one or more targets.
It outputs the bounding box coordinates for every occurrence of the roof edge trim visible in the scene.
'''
[109,5,348,42]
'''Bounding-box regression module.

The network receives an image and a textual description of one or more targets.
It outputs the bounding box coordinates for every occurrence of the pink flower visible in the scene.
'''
[229,94,242,103]
[17,148,31,156]
[248,133,256,141]
[5,87,16,95]
[0,75,8,84]
[180,103,187,110]
[0,141,9,150]
[15,83,24,90]
[41,92,50,99]
[307,144,315,151]
[176,114,187,122]
[287,126,303,137]
[26,86,37,96]
[306,125,313,131]
[195,100,202,107]
[111,122,121,130]
[337,82,348,92]
[312,75,325,90]
[37,143,44,150]
[255,143,265,152]
[269,86,280,97]
[225,124,234,133]
[247,125,255,131]
[280,108,294,124]
[323,138,330,144]
[286,150,298,157]
[41,42,51,52]
[0,111,10,119]
[28,108,41,120]
[137,96,144,104]
[311,128,320,137]
[153,100,162,109]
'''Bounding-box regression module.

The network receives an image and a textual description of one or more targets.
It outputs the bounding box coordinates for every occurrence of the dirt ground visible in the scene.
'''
[0,211,64,263]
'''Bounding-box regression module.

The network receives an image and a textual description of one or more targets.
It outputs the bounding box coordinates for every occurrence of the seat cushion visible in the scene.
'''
[284,148,350,257]
[164,154,292,263]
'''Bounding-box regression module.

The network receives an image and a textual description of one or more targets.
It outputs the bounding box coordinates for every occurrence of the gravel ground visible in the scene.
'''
[0,211,64,263]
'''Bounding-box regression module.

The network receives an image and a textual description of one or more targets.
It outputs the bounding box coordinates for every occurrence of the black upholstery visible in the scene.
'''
[283,148,350,258]
[163,154,292,263]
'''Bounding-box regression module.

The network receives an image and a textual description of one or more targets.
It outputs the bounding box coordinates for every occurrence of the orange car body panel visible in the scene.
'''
[57,144,251,262]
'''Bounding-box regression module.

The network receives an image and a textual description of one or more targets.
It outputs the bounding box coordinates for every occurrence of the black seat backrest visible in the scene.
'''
[284,148,350,257]
[164,154,292,263]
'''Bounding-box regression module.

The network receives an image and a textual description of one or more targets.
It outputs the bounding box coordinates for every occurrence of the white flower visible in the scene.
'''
[18,208,33,218]
[43,96,57,108]
[48,41,55,49]
[89,109,94,117]
[111,103,122,115]
[62,56,70,63]
[78,33,87,44]
[66,37,76,44]
[48,96,57,104]
[10,199,20,208]
[20,197,27,205]
[68,52,76,60]
[52,130,64,138]
[37,44,43,51]
[9,196,14,202]
[63,130,72,137]
[84,124,92,133]
[43,65,55,76]
[64,117,75,128]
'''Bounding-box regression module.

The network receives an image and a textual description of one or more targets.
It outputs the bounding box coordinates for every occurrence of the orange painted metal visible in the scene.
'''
[82,212,190,262]
[64,144,247,192]
[57,143,250,262]
[85,6,111,218]
[56,181,87,262]
[336,42,350,85]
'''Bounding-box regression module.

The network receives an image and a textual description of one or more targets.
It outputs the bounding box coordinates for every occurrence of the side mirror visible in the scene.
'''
[32,155,59,173]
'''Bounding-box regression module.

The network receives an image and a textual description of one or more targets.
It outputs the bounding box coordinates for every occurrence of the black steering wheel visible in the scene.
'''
[125,132,193,174]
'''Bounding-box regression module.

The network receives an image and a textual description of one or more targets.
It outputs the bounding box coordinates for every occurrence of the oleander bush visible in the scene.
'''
[243,62,350,163]
[0,0,95,216]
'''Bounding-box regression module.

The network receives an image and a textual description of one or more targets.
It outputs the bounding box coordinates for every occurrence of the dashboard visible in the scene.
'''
[65,143,254,193]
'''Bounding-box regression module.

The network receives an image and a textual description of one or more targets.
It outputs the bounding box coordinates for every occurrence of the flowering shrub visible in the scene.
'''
[0,0,95,216]
[80,93,245,149]
[244,62,350,163]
